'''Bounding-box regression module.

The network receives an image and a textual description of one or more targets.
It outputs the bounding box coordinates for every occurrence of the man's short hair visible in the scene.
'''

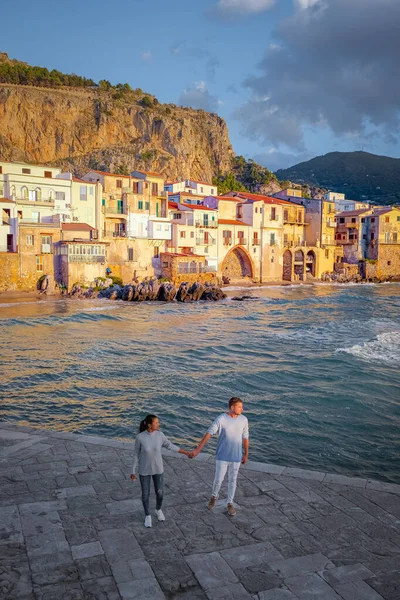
[229,397,243,408]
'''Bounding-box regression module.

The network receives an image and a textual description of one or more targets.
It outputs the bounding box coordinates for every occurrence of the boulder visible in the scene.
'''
[121,285,134,301]
[232,295,258,301]
[201,285,227,301]
[176,282,190,302]
[157,282,177,302]
[184,282,205,302]
[147,279,160,300]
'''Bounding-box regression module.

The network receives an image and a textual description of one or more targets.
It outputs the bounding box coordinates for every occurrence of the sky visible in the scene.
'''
[2,0,400,171]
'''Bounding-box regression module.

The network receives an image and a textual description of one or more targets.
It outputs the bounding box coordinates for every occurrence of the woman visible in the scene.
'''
[131,414,190,527]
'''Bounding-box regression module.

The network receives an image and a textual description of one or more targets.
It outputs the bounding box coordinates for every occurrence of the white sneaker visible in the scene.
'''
[144,515,152,528]
[156,509,165,522]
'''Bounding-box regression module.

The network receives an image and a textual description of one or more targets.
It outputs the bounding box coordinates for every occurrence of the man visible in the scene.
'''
[189,397,249,516]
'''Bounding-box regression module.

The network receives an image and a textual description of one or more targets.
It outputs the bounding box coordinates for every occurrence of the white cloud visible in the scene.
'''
[294,0,320,9]
[216,0,275,17]
[179,81,221,112]
[140,51,152,61]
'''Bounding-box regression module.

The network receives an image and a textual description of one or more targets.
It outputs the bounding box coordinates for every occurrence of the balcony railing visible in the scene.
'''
[177,263,217,274]
[237,238,247,245]
[326,220,337,227]
[252,239,260,246]
[103,206,128,215]
[195,219,218,228]
[223,239,233,246]
[196,236,216,245]
[68,255,106,263]
[284,240,307,247]
[16,198,55,207]
[104,230,127,238]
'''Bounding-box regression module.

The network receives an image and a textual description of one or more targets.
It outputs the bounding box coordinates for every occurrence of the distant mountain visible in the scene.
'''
[275,151,400,205]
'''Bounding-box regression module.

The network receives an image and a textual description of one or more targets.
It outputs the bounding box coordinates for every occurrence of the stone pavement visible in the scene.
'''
[0,423,399,600]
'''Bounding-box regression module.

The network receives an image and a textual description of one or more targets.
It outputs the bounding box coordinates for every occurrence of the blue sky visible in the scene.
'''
[2,0,400,171]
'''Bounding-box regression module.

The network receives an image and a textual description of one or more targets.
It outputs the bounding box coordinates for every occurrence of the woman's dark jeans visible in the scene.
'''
[139,473,164,516]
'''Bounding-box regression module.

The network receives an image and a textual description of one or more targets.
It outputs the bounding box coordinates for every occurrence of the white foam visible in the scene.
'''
[337,331,400,365]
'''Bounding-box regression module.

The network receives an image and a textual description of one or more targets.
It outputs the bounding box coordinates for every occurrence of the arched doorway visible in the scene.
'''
[222,246,253,279]
[294,250,304,279]
[306,250,316,277]
[283,250,292,281]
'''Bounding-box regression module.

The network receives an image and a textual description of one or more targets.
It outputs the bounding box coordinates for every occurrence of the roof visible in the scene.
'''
[171,192,206,199]
[223,192,295,206]
[213,196,243,202]
[133,169,163,178]
[187,179,214,186]
[336,209,371,217]
[72,177,90,183]
[180,203,216,211]
[168,201,179,209]
[219,219,248,226]
[161,252,204,258]
[85,169,132,179]
[0,197,15,203]
[371,206,399,216]
[62,223,95,231]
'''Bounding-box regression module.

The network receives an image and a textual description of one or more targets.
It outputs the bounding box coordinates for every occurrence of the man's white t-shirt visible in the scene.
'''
[208,413,249,463]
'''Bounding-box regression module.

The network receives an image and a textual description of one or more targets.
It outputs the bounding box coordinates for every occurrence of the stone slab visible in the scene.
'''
[71,541,104,560]
[221,542,283,569]
[98,528,144,563]
[319,563,375,586]
[334,581,385,600]
[0,504,23,544]
[186,552,238,590]
[205,582,251,599]
[269,553,334,578]
[118,577,165,599]
[284,573,342,599]
[253,590,297,600]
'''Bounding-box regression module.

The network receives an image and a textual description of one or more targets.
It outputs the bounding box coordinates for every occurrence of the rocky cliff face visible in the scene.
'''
[0,84,234,180]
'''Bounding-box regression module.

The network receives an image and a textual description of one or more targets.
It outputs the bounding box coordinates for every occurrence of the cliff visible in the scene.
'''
[0,84,234,181]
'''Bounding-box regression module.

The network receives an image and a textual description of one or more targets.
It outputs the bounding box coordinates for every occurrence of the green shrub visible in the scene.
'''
[142,96,154,108]
[110,275,123,287]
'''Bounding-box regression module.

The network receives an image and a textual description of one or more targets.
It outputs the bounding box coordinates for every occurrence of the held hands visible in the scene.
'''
[188,449,200,459]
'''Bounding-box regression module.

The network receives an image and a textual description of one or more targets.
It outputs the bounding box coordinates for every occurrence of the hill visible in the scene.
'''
[275,151,400,205]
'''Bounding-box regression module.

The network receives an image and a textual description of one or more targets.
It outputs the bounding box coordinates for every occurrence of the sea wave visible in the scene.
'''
[337,331,400,365]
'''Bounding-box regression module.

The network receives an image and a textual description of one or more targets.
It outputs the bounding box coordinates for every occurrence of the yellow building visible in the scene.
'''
[365,206,400,278]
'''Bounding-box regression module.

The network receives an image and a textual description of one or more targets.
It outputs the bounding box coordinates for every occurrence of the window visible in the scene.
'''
[361,218,365,223]
[102,198,105,206]
[222,230,231,238]
[284,234,288,245]
[211,189,214,195]
[255,207,258,213]
[200,187,204,193]
[116,180,122,189]
[132,182,139,194]
[237,205,243,219]
[152,183,158,196]
[0,166,2,174]
[55,192,65,201]
[270,233,275,246]
[22,168,31,174]
[271,207,276,220]
[297,211,302,223]
[190,231,195,238]
[387,261,392,266]
[89,187,93,195]
[371,232,375,240]
[328,204,332,213]
[42,236,52,253]
[26,235,34,245]
[385,216,390,223]
[162,261,168,268]
[393,233,398,243]
[145,202,150,210]
[156,224,162,231]
[80,186,87,201]
[180,231,186,238]
[339,218,345,224]
[371,218,375,223]
[164,225,169,231]
[284,209,289,221]
[363,234,367,239]
[173,213,182,220]
[397,216,400,222]
[154,247,159,258]
[44,171,52,178]
[325,249,329,259]
[31,211,39,222]
[138,201,143,210]
[36,256,43,271]
[238,231,244,240]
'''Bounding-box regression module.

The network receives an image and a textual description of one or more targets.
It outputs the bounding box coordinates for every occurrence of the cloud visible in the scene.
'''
[227,83,239,94]
[179,81,220,112]
[214,0,275,17]
[140,50,152,61]
[169,42,220,81]
[237,0,400,150]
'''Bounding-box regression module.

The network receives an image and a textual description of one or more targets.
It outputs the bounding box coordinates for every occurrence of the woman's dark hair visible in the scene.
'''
[139,414,158,433]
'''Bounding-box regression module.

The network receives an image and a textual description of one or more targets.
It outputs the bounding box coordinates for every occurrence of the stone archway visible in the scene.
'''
[294,250,304,279]
[222,246,253,279]
[283,250,292,281]
[306,250,316,277]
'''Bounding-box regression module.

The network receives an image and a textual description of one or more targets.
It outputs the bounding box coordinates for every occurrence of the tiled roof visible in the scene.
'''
[180,203,217,211]
[133,169,163,178]
[168,201,179,209]
[0,197,15,203]
[219,219,248,225]
[233,192,295,206]
[336,209,371,217]
[86,169,132,179]
[72,177,90,183]
[62,223,95,231]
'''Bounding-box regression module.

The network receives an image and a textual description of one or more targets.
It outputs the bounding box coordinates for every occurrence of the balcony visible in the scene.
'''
[284,240,307,248]
[104,230,127,238]
[103,206,128,216]
[177,263,217,274]
[16,197,55,207]
[41,244,52,254]
[68,255,106,263]
[237,238,247,246]
[326,220,337,227]
[223,238,233,246]
[252,239,260,246]
[195,219,218,228]
[196,236,216,245]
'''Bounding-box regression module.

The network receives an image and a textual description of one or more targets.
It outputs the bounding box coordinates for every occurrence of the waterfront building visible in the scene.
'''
[167,200,218,272]
[363,206,400,278]
[165,179,217,197]
[18,221,62,289]
[273,187,304,201]
[0,197,17,253]
[335,208,373,263]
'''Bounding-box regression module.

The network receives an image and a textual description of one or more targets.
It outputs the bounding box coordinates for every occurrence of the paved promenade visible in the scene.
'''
[0,423,399,600]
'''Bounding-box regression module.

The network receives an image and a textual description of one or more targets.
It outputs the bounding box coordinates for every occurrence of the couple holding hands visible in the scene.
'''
[131,397,249,527]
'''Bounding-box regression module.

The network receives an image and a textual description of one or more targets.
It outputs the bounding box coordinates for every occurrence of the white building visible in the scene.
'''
[164,179,217,197]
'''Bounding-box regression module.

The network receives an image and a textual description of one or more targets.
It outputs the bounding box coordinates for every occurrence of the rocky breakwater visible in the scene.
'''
[69,279,226,303]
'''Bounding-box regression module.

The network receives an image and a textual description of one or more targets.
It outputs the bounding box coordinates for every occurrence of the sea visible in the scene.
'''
[1,283,399,483]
